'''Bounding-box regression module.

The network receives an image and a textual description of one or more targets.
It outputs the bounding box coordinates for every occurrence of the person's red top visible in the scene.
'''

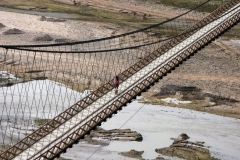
[114,78,119,85]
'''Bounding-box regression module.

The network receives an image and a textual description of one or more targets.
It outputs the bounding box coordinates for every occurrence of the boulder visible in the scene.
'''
[0,23,5,29]
[89,128,143,141]
[34,34,54,42]
[205,96,214,102]
[81,127,143,146]
[155,134,218,160]
[121,149,144,159]
[38,16,65,22]
[38,16,47,21]
[177,133,189,140]
[55,38,72,43]
[3,28,24,35]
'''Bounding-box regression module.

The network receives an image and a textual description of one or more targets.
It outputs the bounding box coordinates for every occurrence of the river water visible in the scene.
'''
[61,101,240,160]
[0,77,89,144]
[0,78,240,159]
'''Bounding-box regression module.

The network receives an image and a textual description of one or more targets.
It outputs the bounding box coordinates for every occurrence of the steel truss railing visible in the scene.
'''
[0,0,239,159]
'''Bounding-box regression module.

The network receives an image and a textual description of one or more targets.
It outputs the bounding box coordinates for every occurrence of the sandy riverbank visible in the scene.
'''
[1,1,240,117]
[0,10,118,45]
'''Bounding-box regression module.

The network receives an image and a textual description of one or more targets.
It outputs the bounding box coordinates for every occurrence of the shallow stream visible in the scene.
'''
[0,78,89,144]
[61,101,240,160]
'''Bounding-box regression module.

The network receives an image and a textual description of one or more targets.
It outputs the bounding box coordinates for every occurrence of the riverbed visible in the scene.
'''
[1,79,240,159]
[60,100,240,160]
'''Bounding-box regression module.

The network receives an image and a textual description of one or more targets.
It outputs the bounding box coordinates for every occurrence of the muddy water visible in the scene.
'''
[60,100,240,160]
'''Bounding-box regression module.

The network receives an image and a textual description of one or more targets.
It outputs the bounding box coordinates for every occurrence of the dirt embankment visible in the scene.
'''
[139,37,240,119]
[54,0,184,18]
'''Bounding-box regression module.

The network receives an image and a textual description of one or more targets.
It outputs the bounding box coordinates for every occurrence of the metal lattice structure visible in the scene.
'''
[0,0,239,159]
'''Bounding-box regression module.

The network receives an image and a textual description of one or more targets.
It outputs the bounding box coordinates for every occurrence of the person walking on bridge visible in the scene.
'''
[113,76,119,94]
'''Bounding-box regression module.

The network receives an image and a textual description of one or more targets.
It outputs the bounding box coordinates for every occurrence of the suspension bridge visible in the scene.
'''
[0,0,239,159]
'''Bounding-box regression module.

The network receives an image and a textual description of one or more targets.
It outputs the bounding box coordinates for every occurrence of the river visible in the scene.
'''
[0,77,89,144]
[0,78,240,159]
[61,100,240,160]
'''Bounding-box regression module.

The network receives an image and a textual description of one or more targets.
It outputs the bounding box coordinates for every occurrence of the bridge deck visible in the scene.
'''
[10,2,240,160]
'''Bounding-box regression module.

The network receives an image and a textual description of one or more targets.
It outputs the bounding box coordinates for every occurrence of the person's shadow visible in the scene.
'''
[114,89,118,95]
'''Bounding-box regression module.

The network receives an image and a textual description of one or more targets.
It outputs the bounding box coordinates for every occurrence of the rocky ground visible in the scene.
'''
[55,127,144,160]
[56,129,219,160]
[139,37,240,119]
[79,127,143,146]
[155,133,218,160]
